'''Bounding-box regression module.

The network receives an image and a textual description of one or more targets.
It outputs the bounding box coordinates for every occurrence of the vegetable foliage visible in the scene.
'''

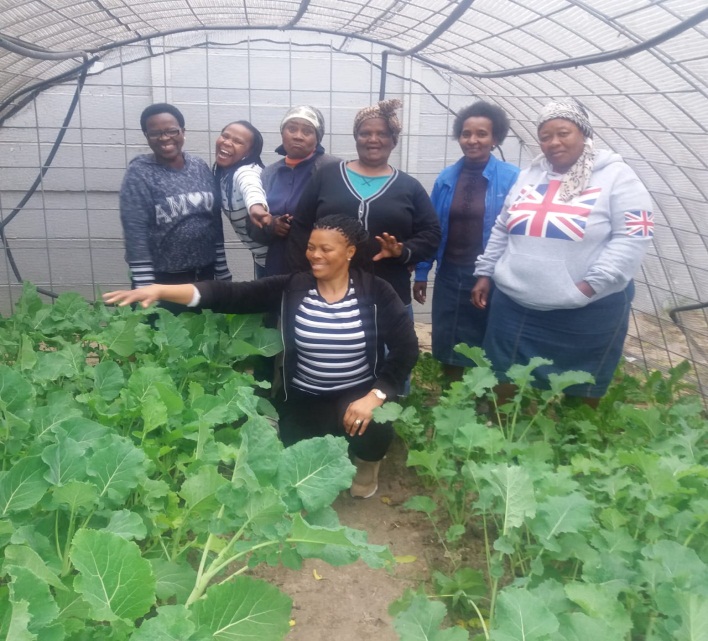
[386,346,708,641]
[0,284,391,640]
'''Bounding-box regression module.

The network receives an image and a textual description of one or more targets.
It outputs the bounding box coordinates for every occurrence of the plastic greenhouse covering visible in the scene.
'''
[0,0,707,397]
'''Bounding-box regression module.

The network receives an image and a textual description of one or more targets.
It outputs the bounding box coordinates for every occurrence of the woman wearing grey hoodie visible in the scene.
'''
[119,103,231,294]
[473,99,654,404]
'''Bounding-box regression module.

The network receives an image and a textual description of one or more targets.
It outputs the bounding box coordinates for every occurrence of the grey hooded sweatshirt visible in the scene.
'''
[119,152,228,285]
[475,149,654,311]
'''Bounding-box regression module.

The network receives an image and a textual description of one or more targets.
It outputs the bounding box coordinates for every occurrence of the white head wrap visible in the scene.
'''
[536,99,596,202]
[280,106,325,142]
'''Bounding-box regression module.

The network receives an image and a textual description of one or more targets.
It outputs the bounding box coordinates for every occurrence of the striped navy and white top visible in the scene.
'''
[291,283,375,393]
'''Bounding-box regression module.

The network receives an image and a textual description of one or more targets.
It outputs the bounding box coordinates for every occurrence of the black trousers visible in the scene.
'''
[276,384,394,462]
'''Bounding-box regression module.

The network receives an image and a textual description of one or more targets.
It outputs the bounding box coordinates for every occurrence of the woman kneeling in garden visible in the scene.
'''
[104,215,418,499]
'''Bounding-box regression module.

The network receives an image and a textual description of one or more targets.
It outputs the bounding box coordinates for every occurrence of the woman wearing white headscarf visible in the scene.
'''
[472,99,654,404]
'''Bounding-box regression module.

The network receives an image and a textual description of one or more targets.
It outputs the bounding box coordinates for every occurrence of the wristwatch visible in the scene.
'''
[371,388,387,401]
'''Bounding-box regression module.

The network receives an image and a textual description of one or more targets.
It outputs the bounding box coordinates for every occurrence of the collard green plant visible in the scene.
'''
[0,284,392,640]
[387,345,708,641]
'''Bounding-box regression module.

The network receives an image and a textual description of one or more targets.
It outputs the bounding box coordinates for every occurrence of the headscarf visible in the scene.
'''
[353,98,403,144]
[213,120,264,210]
[536,99,595,203]
[280,105,326,143]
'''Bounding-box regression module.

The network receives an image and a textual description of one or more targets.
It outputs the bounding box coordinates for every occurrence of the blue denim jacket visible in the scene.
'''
[415,154,519,281]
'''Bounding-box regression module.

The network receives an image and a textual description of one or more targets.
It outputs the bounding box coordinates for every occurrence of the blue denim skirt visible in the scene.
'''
[483,282,635,397]
[432,262,489,367]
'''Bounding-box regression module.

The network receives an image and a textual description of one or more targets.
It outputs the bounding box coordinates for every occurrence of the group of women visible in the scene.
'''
[109,96,653,497]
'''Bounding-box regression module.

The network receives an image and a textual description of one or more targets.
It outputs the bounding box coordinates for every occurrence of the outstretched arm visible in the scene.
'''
[103,284,196,308]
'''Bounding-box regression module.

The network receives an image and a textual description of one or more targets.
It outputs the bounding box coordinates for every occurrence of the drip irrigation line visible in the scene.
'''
[0,61,90,299]
[669,301,708,324]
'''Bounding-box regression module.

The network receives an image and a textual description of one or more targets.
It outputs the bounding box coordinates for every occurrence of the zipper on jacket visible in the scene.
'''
[280,293,288,401]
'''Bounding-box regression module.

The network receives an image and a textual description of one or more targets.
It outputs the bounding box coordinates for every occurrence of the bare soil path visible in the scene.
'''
[256,436,439,641]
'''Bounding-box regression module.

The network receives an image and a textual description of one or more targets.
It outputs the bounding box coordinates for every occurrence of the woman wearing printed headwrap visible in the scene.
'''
[414,102,520,383]
[250,106,340,276]
[286,98,441,308]
[472,99,655,404]
[214,120,269,278]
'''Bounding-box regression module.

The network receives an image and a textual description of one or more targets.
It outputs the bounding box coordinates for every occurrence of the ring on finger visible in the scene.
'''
[355,419,362,426]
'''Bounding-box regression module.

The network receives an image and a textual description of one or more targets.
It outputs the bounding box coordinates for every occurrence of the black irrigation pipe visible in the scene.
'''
[669,302,708,324]
[0,60,90,299]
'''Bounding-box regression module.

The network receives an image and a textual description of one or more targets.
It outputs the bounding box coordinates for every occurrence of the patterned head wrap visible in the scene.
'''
[280,106,325,142]
[353,98,403,144]
[536,99,595,203]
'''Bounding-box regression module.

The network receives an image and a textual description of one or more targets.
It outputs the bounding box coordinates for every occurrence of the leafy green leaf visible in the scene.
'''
[85,434,148,507]
[289,514,391,568]
[564,582,631,637]
[179,464,228,519]
[530,493,595,550]
[491,588,559,641]
[2,545,65,591]
[403,495,437,515]
[50,480,99,513]
[488,465,537,534]
[132,604,197,641]
[91,315,142,357]
[191,576,291,641]
[150,559,198,604]
[277,435,354,512]
[33,344,86,383]
[91,361,124,401]
[7,566,59,632]
[674,592,708,641]
[70,529,155,623]
[41,435,87,486]
[240,419,282,484]
[0,364,35,414]
[0,457,50,516]
[393,594,469,641]
[103,509,147,541]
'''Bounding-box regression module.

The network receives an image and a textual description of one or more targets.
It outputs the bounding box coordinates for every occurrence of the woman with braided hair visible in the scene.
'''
[104,214,418,499]
[286,99,441,307]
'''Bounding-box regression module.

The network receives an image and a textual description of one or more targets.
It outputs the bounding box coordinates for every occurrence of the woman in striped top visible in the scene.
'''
[104,215,419,499]
[214,120,270,278]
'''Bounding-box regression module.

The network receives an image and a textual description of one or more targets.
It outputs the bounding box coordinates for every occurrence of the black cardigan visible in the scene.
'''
[285,161,441,304]
[195,269,418,398]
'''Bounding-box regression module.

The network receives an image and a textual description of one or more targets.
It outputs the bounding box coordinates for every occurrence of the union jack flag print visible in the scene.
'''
[624,210,654,238]
[506,180,601,241]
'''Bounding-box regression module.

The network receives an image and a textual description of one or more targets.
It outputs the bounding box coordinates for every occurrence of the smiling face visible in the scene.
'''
[306,228,355,282]
[215,123,254,168]
[355,117,396,168]
[458,116,496,163]
[538,118,586,173]
[145,113,185,167]
[281,118,318,160]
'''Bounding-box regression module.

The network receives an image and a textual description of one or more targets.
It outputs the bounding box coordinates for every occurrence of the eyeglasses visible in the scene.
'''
[145,127,182,140]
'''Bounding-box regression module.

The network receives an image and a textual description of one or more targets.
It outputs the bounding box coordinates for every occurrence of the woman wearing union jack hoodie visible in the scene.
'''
[473,99,654,404]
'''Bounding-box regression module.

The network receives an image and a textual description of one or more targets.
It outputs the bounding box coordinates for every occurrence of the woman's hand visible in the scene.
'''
[343,391,385,436]
[575,280,596,298]
[373,233,404,261]
[103,284,196,308]
[249,204,272,229]
[413,281,427,304]
[272,214,293,238]
[471,276,491,309]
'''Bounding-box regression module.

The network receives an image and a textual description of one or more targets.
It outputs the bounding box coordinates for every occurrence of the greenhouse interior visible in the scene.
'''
[0,0,708,641]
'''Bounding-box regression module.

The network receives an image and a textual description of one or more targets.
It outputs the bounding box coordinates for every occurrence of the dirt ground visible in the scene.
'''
[256,435,440,641]
[256,326,441,640]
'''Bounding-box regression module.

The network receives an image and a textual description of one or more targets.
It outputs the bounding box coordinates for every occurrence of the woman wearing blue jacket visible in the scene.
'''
[414,102,519,381]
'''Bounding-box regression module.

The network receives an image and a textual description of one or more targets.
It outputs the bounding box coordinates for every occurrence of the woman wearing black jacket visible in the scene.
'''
[104,215,418,499]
